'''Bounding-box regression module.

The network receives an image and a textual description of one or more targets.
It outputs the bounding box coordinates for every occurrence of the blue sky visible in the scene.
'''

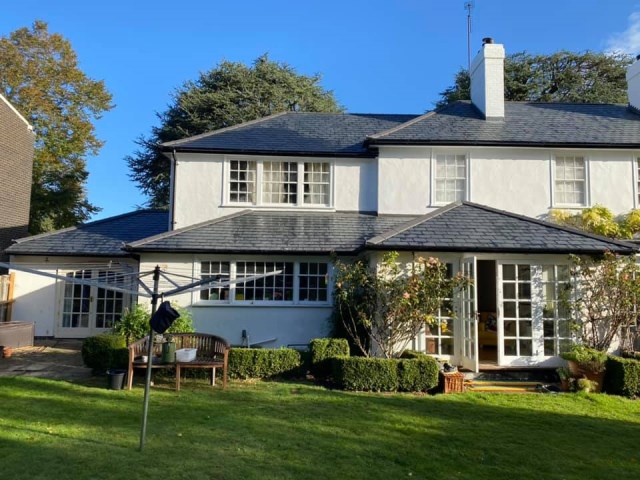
[2,1,640,220]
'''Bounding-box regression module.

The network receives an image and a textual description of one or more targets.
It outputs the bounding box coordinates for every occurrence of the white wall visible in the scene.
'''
[377,146,638,218]
[173,153,377,229]
[138,253,332,348]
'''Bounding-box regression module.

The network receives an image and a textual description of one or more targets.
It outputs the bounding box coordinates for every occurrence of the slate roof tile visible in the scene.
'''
[5,210,169,257]
[367,202,636,254]
[369,101,640,147]
[161,112,419,156]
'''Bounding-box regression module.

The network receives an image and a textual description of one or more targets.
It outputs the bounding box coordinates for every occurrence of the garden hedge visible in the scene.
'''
[332,355,439,392]
[309,338,350,379]
[228,348,302,379]
[81,334,128,373]
[603,356,640,397]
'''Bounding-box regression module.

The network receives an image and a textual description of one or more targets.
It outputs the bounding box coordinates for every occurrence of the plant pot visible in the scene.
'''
[2,346,13,359]
[560,378,570,392]
[106,369,127,390]
[567,360,604,392]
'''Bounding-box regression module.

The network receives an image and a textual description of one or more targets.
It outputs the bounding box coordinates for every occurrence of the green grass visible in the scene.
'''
[1,377,639,480]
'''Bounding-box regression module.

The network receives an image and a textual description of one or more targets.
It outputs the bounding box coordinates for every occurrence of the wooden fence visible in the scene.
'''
[0,273,15,322]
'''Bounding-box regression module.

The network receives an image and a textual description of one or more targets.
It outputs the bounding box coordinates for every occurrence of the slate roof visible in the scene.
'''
[160,112,419,157]
[5,210,169,257]
[367,202,637,254]
[368,101,640,148]
[126,211,415,254]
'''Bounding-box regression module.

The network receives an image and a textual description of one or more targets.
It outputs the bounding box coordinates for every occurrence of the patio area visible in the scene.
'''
[0,338,92,381]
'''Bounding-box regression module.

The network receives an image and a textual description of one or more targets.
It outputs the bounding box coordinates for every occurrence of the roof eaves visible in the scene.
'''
[159,112,290,149]
[367,203,460,245]
[125,209,253,249]
[164,147,375,158]
[366,138,640,149]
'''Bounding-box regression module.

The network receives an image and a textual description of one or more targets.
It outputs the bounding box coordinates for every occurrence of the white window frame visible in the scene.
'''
[551,153,590,208]
[224,156,335,209]
[194,257,332,307]
[633,155,640,209]
[430,151,470,206]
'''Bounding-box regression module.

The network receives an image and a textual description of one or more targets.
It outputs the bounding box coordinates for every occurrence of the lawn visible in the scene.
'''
[0,377,639,480]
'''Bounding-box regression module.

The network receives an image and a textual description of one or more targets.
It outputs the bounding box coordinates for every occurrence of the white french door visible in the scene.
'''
[459,257,478,371]
[497,262,569,367]
[57,269,129,338]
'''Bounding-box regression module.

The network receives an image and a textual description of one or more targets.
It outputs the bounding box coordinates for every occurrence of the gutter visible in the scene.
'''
[169,149,178,231]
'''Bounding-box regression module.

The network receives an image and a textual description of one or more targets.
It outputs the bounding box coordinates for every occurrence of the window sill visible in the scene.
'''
[550,204,589,210]
[221,204,335,212]
[192,301,331,308]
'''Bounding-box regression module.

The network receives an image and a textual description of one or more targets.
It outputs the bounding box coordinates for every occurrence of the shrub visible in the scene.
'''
[397,357,439,392]
[561,345,607,374]
[309,338,350,379]
[113,303,195,345]
[399,349,427,359]
[228,348,302,379]
[332,356,440,392]
[603,356,640,397]
[81,334,128,373]
[332,357,398,391]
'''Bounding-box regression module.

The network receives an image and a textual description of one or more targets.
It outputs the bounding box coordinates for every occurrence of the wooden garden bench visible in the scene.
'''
[127,333,229,391]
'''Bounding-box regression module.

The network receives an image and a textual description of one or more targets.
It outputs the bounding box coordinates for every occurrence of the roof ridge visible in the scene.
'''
[11,209,166,245]
[461,201,638,250]
[160,112,290,148]
[126,209,253,248]
[367,110,438,140]
[367,203,461,245]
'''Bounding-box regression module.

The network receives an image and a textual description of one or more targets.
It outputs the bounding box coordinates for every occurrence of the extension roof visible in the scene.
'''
[6,203,634,258]
[366,202,637,254]
[368,101,640,148]
[5,210,169,257]
[160,112,419,157]
[126,211,415,254]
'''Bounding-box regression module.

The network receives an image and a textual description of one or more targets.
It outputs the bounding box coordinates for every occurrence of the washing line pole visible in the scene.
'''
[139,265,161,451]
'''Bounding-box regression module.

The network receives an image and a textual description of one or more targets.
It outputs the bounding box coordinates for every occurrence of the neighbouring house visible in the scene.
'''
[0,94,34,266]
[7,39,640,371]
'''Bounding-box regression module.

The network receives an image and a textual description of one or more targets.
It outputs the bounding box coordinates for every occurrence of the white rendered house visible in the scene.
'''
[7,39,640,371]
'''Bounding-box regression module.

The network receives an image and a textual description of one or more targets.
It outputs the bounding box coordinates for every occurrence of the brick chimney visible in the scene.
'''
[470,38,505,120]
[627,54,640,111]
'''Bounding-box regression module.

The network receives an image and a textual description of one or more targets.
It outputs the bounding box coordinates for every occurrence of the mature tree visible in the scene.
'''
[436,51,632,108]
[127,54,342,208]
[0,21,113,233]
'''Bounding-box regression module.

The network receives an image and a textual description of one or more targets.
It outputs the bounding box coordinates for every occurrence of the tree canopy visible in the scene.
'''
[0,21,113,233]
[127,54,343,208]
[436,51,632,109]
[550,205,640,240]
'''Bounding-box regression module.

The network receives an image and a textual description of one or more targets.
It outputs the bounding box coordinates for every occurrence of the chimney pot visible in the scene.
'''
[636,54,640,61]
[482,37,494,45]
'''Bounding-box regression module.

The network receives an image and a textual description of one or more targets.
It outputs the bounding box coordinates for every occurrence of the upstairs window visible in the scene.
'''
[434,154,467,204]
[262,162,298,204]
[554,156,586,206]
[228,159,332,207]
[229,161,256,203]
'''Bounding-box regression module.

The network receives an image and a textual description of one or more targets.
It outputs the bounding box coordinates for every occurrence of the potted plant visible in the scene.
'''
[560,345,607,392]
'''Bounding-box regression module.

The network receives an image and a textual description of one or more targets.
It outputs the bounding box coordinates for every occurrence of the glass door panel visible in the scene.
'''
[460,257,478,371]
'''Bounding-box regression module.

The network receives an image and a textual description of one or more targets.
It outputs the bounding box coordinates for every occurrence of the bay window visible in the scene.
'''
[199,260,330,304]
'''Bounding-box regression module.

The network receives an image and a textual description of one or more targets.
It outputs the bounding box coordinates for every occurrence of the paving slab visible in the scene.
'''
[0,339,93,381]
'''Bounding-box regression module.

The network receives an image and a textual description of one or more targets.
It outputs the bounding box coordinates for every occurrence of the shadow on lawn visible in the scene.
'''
[1,377,639,480]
